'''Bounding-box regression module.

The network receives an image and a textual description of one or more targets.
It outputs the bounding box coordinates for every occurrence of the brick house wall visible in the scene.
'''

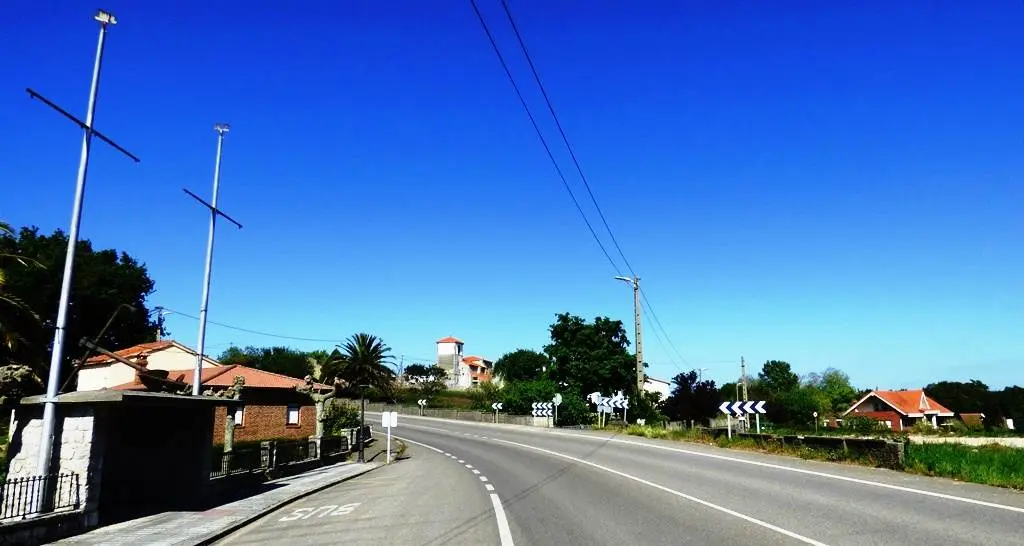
[847,410,906,431]
[211,388,317,444]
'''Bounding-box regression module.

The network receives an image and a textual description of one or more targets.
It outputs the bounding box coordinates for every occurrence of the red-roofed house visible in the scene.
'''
[842,389,955,431]
[77,340,223,392]
[84,341,329,443]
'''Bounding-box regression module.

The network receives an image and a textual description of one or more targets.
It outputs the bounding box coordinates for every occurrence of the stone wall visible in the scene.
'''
[4,405,102,523]
[356,402,541,426]
[909,435,1024,449]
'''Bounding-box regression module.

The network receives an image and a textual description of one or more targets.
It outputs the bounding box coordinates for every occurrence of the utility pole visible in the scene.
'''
[741,356,749,402]
[29,9,141,479]
[186,124,242,395]
[614,276,644,392]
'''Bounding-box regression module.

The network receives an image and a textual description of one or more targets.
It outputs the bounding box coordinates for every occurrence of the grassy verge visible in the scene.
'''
[906,443,1024,489]
[624,425,1024,490]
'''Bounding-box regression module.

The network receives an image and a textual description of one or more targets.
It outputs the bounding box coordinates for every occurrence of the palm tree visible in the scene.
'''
[0,222,42,357]
[334,333,395,462]
[334,333,396,390]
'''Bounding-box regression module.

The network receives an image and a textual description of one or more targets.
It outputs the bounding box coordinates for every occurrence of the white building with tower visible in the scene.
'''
[436,336,493,389]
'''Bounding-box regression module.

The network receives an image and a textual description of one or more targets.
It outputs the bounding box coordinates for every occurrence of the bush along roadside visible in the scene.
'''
[624,425,1024,490]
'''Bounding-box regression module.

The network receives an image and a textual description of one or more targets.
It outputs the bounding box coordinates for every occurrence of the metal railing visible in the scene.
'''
[0,472,81,521]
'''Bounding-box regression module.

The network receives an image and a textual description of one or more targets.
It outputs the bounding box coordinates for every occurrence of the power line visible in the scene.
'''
[639,289,690,369]
[468,0,623,276]
[159,307,349,343]
[499,0,636,278]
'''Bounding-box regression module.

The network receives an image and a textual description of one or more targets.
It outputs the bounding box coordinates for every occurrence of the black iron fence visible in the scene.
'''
[211,432,363,477]
[0,472,81,520]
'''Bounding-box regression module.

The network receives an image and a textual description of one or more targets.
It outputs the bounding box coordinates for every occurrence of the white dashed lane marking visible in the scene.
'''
[392,433,507,544]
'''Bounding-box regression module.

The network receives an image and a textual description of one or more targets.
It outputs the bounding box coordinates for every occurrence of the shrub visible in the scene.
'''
[323,401,361,435]
[843,416,886,435]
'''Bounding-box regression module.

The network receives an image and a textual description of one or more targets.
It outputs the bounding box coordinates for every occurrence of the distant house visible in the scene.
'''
[643,376,672,402]
[77,340,222,391]
[842,389,955,431]
[111,363,330,443]
[958,413,985,428]
[435,336,494,389]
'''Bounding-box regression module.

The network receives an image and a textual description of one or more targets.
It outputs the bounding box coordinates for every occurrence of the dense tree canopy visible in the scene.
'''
[663,370,720,422]
[544,313,635,398]
[332,333,396,392]
[219,345,313,379]
[758,360,800,397]
[0,225,160,392]
[492,348,549,383]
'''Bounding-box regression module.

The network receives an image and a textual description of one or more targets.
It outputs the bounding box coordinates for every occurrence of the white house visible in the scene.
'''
[76,340,222,391]
[435,336,493,389]
[643,376,672,401]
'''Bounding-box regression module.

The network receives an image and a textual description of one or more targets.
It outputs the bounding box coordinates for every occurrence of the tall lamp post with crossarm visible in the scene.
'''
[614,276,644,393]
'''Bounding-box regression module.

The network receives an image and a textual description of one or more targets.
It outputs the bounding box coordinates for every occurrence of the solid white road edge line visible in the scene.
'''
[393,434,513,546]
[401,420,1024,515]
[540,430,1024,515]
[490,436,827,546]
[490,493,515,546]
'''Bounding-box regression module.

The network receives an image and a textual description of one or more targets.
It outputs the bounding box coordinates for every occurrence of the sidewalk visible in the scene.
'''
[55,461,382,546]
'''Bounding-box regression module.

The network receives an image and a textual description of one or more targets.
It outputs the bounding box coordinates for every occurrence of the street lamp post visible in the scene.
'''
[614,276,644,393]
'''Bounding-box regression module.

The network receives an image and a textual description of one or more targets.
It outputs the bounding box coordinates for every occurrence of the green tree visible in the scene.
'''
[500,378,557,415]
[0,226,160,387]
[663,370,720,423]
[804,368,859,416]
[493,349,549,382]
[553,389,593,426]
[758,360,800,397]
[544,313,634,397]
[218,346,313,378]
[0,221,43,363]
[333,333,396,392]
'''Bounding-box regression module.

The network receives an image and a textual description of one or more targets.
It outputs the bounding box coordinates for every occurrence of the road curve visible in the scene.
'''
[380,413,1024,546]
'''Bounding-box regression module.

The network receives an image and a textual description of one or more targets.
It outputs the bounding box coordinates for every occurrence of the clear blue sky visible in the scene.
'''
[2,1,1022,391]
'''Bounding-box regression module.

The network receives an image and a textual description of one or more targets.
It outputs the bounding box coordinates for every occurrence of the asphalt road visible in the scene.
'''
[222,415,1024,545]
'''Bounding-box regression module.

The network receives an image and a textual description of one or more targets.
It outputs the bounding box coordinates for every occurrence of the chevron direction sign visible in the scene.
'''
[417,399,427,407]
[718,400,767,416]
[492,402,503,411]
[532,402,554,417]
[588,391,630,410]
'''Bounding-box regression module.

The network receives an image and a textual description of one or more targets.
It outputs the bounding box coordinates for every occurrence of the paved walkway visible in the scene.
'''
[55,462,381,546]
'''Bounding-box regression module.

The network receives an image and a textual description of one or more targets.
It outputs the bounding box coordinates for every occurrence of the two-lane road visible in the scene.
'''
[386,414,1024,546]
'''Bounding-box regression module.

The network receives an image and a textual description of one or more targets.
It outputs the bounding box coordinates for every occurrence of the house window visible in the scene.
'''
[233,405,244,427]
[286,404,300,426]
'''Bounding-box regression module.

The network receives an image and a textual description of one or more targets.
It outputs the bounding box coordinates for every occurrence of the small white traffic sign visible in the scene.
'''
[552,393,563,406]
[381,411,398,428]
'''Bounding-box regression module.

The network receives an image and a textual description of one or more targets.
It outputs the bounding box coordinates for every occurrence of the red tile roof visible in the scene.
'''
[844,389,954,417]
[111,364,330,392]
[85,341,175,365]
[437,336,463,344]
[462,355,481,363]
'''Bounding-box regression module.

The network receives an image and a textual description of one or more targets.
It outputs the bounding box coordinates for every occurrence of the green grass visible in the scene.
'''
[906,443,1024,489]
[624,425,1024,490]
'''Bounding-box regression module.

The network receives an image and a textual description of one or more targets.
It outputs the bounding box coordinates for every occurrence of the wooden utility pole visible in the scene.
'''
[741,356,749,402]
[614,275,644,393]
[632,277,644,393]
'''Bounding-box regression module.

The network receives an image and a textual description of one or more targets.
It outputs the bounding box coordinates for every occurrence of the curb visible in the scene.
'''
[192,462,384,545]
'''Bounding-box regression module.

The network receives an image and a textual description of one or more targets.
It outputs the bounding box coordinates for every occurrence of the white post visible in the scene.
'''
[193,125,228,395]
[756,413,761,434]
[386,426,392,464]
[727,414,732,439]
[37,12,113,478]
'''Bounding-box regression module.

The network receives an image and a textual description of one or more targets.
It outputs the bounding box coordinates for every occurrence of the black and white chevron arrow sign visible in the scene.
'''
[718,400,767,415]
[532,401,554,417]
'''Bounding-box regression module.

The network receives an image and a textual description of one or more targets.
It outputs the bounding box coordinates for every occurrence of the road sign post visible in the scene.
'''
[552,393,562,426]
[492,402,503,423]
[417,399,426,416]
[381,411,398,464]
[720,400,767,437]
